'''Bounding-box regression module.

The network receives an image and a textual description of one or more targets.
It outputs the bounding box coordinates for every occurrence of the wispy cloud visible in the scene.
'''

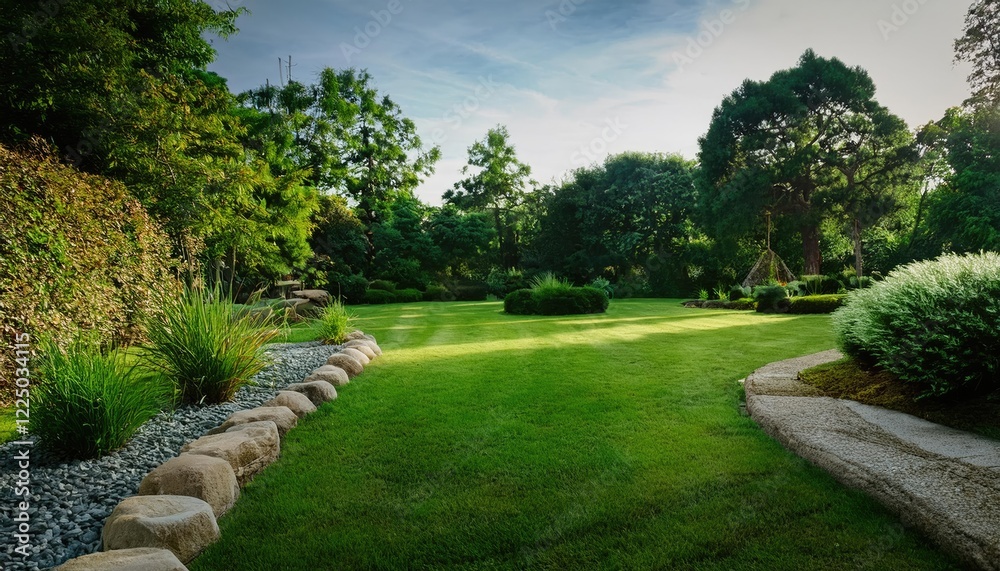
[210,0,973,205]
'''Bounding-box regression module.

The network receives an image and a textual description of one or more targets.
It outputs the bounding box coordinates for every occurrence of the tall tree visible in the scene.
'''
[444,126,533,269]
[698,50,911,276]
[239,68,440,267]
[955,0,1000,106]
[923,107,1000,254]
[820,109,918,278]
[533,153,697,289]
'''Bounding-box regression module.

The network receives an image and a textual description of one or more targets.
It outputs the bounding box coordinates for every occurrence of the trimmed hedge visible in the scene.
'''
[504,287,609,316]
[452,284,488,302]
[363,289,397,304]
[833,252,1000,397]
[368,280,396,292]
[423,285,452,302]
[395,288,424,303]
[787,295,846,314]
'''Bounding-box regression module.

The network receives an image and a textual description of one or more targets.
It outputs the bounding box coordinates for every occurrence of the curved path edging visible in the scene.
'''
[744,350,1000,571]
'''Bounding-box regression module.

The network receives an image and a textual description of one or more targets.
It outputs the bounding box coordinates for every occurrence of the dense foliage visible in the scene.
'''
[0,142,175,402]
[833,252,1000,397]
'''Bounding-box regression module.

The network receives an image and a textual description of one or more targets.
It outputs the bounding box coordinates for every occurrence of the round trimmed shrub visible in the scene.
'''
[833,252,1000,397]
[504,289,536,315]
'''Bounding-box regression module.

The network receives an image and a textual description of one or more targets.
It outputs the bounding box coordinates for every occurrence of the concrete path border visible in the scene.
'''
[744,350,1000,571]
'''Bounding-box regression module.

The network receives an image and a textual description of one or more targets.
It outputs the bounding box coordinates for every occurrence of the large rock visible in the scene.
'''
[285,381,338,406]
[305,365,350,387]
[343,342,376,360]
[263,391,317,418]
[54,548,187,571]
[207,407,298,442]
[345,339,382,357]
[138,455,239,518]
[291,289,331,306]
[340,347,370,366]
[345,330,369,341]
[180,422,280,487]
[102,495,219,564]
[325,354,363,378]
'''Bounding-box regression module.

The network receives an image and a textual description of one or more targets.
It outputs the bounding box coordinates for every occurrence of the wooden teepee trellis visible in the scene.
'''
[742,212,796,287]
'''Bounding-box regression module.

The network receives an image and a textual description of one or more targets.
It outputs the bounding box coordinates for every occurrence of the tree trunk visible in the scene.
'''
[852,218,864,279]
[801,224,822,276]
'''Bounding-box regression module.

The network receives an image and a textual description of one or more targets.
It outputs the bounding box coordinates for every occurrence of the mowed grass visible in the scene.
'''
[191,300,963,571]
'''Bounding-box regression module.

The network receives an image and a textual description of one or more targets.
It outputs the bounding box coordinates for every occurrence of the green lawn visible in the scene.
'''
[190,300,963,570]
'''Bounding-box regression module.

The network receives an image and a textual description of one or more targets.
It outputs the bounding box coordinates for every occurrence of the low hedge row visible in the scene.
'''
[787,294,846,314]
[504,287,609,316]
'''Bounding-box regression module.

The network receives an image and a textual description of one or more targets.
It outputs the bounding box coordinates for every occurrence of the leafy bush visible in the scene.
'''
[753,285,788,313]
[785,281,807,297]
[317,300,353,344]
[368,280,397,292]
[486,268,528,297]
[729,285,751,301]
[0,141,176,403]
[504,289,537,315]
[423,285,452,302]
[452,284,489,301]
[143,287,276,405]
[395,288,424,303]
[34,341,171,458]
[363,289,397,304]
[787,295,847,314]
[833,252,1000,397]
[328,273,369,305]
[589,277,615,299]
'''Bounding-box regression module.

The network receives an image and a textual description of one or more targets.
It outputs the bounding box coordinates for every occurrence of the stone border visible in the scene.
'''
[744,351,1000,571]
[53,332,382,571]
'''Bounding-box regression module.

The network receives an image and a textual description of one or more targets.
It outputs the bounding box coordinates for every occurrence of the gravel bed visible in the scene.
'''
[0,341,342,570]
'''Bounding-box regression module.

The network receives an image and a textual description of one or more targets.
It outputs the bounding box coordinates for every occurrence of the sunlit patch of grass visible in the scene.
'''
[192,300,963,571]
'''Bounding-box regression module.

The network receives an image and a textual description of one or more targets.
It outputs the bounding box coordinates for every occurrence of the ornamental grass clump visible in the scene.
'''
[34,340,171,459]
[530,272,574,294]
[833,252,1000,397]
[144,286,276,405]
[318,300,353,344]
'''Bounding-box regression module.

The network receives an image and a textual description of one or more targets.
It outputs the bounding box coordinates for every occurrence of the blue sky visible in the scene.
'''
[208,0,974,205]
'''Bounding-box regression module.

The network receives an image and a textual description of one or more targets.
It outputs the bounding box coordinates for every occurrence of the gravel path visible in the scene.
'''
[0,341,342,570]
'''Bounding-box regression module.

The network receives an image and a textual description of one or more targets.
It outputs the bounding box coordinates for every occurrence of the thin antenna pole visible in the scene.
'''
[278,57,284,86]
